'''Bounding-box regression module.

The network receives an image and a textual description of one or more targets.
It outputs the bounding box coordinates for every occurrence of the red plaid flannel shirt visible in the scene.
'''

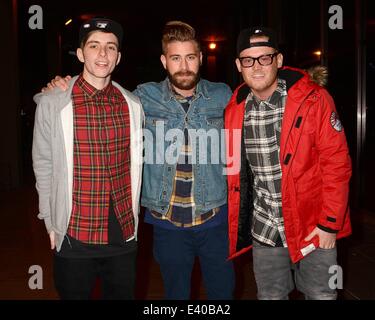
[67,75,134,244]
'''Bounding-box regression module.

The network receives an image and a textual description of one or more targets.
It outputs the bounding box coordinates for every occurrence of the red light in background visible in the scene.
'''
[314,50,322,56]
[209,42,217,50]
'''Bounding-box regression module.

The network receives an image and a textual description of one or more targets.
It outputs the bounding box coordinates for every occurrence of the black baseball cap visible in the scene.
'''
[236,27,278,56]
[78,17,123,49]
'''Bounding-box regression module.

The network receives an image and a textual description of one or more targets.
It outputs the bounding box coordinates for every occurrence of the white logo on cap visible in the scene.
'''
[254,29,262,33]
[96,22,108,28]
[83,23,90,28]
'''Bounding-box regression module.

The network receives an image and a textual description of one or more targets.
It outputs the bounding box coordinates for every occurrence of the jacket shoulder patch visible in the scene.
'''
[330,111,342,132]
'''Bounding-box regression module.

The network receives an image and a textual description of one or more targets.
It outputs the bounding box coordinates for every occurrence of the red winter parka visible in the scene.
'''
[225,66,352,263]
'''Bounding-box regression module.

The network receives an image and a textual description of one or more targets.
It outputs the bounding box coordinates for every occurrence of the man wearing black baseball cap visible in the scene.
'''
[234,26,283,100]
[225,27,351,300]
[32,18,143,299]
[78,17,124,50]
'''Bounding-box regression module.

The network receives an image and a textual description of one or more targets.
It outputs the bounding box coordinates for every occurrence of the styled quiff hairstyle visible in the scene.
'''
[161,20,201,54]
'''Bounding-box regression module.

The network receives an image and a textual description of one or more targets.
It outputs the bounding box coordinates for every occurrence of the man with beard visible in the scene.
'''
[42,21,234,300]
[134,21,234,299]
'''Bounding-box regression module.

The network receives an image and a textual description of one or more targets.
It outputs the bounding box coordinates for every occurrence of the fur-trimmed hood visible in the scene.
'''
[306,65,328,87]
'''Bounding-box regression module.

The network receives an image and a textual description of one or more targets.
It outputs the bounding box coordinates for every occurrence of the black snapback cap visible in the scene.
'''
[79,17,123,49]
[237,27,278,55]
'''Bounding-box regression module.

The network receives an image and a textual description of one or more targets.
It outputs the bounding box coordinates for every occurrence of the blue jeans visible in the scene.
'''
[252,241,338,300]
[153,223,235,300]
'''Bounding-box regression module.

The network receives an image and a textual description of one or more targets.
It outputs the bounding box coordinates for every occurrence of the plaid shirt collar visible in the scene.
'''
[76,74,115,99]
[247,78,287,110]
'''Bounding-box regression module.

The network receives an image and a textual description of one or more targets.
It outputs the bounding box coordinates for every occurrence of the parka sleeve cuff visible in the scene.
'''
[317,224,339,234]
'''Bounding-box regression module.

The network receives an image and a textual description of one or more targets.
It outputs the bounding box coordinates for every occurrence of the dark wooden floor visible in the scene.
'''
[0,184,374,300]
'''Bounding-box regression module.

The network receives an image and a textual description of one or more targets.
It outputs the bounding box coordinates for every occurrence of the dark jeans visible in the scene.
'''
[53,248,137,300]
[252,241,338,300]
[153,223,235,300]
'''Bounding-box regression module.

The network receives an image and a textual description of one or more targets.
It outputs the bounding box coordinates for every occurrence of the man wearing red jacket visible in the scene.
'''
[225,27,352,300]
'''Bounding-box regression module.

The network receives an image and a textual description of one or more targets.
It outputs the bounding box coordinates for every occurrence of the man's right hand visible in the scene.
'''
[41,75,72,93]
[49,230,56,250]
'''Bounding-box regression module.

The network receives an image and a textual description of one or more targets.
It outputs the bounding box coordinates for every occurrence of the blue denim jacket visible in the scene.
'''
[134,78,232,215]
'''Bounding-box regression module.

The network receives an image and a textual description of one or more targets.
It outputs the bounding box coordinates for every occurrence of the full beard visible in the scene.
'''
[167,70,200,91]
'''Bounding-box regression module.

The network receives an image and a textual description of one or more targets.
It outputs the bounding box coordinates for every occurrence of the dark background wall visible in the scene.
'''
[0,1,22,190]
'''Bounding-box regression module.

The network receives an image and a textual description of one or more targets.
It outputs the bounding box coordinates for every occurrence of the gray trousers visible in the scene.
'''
[252,241,338,300]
